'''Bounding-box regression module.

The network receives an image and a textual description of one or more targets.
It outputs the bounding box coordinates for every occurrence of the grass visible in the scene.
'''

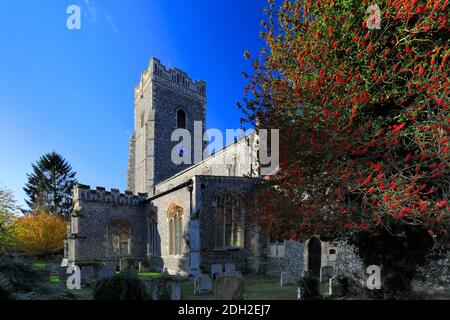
[138,272,164,280]
[43,265,327,300]
[33,261,49,268]
[182,274,301,300]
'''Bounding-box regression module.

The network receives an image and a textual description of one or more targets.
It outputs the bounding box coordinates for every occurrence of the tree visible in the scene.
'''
[241,0,449,297]
[13,209,67,256]
[24,152,77,218]
[0,186,18,255]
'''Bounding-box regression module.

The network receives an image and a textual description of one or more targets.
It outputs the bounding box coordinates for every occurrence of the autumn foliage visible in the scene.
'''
[13,210,66,256]
[241,0,449,243]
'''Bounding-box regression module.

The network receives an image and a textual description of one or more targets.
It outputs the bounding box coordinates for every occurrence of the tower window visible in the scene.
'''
[177,109,186,129]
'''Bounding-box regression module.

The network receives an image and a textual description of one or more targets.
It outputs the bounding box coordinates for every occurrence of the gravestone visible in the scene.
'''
[80,266,94,286]
[144,277,182,300]
[58,265,71,288]
[119,258,133,271]
[224,263,236,273]
[215,274,244,300]
[97,266,115,281]
[211,264,223,280]
[194,274,213,295]
[138,261,150,273]
[60,259,69,267]
[321,266,334,283]
[280,272,300,287]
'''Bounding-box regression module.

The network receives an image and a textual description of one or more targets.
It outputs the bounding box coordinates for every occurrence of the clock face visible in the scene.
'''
[178,145,186,157]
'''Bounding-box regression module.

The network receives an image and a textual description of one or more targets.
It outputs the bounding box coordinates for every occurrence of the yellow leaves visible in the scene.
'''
[13,211,66,256]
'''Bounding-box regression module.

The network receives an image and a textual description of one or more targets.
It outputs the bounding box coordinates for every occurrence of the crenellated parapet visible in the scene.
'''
[134,57,206,103]
[73,184,148,207]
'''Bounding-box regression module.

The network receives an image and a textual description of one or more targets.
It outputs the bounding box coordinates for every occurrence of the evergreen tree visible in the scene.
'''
[24,152,77,218]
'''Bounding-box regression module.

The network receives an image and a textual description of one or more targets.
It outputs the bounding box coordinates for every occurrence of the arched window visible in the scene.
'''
[168,204,183,255]
[215,193,244,249]
[107,220,130,255]
[177,109,186,129]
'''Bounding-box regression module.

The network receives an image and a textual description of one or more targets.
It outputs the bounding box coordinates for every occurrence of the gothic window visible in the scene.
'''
[215,193,244,249]
[107,220,130,255]
[148,218,159,256]
[177,109,186,129]
[168,204,183,255]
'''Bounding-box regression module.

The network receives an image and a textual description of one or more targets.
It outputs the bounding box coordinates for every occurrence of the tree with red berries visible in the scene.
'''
[241,0,449,297]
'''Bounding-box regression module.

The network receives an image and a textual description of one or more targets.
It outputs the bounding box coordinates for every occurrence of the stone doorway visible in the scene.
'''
[307,237,321,279]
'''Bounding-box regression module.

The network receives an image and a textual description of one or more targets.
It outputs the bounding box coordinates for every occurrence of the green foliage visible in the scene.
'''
[94,273,148,300]
[24,152,77,218]
[0,259,76,300]
[0,260,45,292]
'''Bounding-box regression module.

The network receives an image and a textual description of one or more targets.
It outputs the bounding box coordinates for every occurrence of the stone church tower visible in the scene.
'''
[127,58,207,194]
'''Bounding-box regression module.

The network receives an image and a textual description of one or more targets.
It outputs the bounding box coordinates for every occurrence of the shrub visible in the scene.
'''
[13,211,66,256]
[94,273,148,300]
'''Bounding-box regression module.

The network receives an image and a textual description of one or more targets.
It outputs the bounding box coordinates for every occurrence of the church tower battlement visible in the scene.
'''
[127,57,207,195]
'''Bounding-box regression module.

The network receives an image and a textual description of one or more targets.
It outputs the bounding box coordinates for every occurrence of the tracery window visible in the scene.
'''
[215,193,244,249]
[168,204,184,255]
[108,220,130,255]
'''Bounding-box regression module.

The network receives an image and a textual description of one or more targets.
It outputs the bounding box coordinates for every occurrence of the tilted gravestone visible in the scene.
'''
[211,264,223,280]
[144,277,182,300]
[321,266,334,283]
[194,274,213,295]
[215,274,244,300]
[280,272,300,287]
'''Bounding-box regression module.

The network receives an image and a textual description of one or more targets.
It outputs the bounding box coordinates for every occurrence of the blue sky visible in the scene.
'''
[0,0,265,208]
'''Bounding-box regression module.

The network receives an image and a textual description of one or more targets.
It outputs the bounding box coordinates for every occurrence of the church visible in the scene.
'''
[66,57,347,280]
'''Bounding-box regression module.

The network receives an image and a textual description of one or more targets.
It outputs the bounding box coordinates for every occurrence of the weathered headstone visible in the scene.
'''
[211,264,223,279]
[60,259,69,267]
[119,258,132,271]
[215,274,244,300]
[97,266,115,281]
[280,272,300,287]
[194,274,213,295]
[138,261,150,273]
[321,266,334,283]
[224,263,236,273]
[144,277,182,300]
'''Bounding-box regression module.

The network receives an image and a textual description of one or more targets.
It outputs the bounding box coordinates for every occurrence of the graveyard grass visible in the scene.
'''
[32,260,324,300]
[46,271,317,300]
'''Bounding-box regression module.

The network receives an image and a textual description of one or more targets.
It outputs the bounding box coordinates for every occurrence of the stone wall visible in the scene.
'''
[145,183,192,275]
[265,240,305,276]
[196,175,259,274]
[68,185,148,266]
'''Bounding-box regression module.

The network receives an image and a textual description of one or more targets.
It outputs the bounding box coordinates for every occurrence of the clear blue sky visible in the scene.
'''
[0,0,265,208]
